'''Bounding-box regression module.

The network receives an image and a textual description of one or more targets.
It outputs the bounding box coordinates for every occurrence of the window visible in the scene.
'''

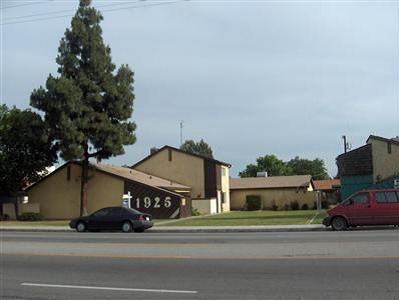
[386,192,399,203]
[67,165,71,181]
[346,193,369,205]
[387,142,392,154]
[375,192,399,203]
[375,192,387,203]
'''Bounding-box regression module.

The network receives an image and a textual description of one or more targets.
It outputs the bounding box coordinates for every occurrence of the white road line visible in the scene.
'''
[21,283,198,294]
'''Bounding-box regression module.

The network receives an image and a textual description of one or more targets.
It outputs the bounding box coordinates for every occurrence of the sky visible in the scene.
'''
[1,0,398,178]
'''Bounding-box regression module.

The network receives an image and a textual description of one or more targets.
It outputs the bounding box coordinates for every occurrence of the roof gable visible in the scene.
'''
[26,161,191,194]
[336,144,372,176]
[92,163,190,191]
[367,135,399,146]
[131,145,231,169]
[230,175,312,190]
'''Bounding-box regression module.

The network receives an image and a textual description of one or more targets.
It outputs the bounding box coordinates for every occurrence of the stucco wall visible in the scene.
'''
[230,188,318,210]
[192,198,217,215]
[28,164,123,219]
[135,149,205,199]
[221,165,230,212]
[371,139,399,181]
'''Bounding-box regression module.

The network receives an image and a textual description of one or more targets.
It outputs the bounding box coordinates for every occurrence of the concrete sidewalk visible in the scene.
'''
[0,224,327,233]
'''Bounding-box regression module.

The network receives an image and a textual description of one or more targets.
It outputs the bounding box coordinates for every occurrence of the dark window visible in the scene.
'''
[347,193,369,205]
[93,208,110,217]
[388,143,392,154]
[67,165,71,181]
[386,192,398,203]
[168,149,173,161]
[375,192,386,203]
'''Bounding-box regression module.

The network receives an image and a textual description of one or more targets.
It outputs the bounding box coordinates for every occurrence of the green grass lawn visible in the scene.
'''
[0,210,327,227]
[157,209,327,226]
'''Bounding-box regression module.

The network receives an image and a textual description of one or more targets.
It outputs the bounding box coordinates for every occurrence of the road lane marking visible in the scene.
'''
[21,283,198,294]
[8,252,399,260]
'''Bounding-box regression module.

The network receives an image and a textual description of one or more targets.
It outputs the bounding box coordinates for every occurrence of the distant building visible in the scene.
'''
[312,179,341,204]
[26,161,191,220]
[230,175,315,210]
[132,146,231,215]
[336,135,399,199]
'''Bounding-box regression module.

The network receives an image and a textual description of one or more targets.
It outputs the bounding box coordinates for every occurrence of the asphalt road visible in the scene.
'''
[1,230,399,299]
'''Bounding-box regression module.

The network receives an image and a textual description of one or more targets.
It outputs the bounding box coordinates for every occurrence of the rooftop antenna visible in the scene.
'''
[342,135,351,152]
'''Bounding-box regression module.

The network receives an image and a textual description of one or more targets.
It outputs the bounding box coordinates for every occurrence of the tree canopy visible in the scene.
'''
[0,105,57,195]
[239,154,329,179]
[239,155,290,177]
[180,139,214,158]
[30,0,136,215]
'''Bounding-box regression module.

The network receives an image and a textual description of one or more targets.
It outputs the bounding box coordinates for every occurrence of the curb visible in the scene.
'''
[0,225,328,233]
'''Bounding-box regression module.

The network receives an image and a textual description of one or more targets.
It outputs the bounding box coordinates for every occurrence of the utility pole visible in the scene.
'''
[180,120,184,146]
[342,135,347,153]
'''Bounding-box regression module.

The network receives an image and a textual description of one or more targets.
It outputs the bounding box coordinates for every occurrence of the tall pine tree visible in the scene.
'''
[31,0,136,216]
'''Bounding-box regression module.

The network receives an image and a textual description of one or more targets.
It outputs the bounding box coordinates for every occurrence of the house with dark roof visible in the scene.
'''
[230,175,315,210]
[132,145,231,214]
[336,135,399,199]
[26,161,191,220]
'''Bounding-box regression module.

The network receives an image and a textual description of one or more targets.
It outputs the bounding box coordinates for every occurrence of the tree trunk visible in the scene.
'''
[80,156,89,216]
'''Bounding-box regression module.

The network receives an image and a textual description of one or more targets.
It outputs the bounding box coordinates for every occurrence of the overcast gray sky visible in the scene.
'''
[1,0,398,177]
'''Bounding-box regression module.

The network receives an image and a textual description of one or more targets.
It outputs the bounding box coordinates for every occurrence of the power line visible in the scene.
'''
[1,0,188,26]
[2,0,55,10]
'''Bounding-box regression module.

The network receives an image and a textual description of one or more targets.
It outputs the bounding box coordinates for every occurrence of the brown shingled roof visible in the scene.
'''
[92,163,191,192]
[230,175,312,190]
[313,179,340,191]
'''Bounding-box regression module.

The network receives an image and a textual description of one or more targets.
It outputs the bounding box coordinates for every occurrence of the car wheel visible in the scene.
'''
[122,221,132,233]
[76,221,86,232]
[331,217,347,231]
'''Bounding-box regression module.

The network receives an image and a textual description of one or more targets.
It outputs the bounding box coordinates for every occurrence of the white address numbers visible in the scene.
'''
[135,196,172,209]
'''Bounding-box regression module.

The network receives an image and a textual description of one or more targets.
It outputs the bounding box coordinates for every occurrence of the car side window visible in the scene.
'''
[375,192,386,203]
[351,193,369,205]
[385,192,399,203]
[110,207,123,216]
[93,208,110,217]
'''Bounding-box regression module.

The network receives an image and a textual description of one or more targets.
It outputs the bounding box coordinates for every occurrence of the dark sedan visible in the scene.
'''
[69,206,153,233]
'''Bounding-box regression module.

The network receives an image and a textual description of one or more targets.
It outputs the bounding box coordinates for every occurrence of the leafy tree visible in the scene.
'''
[239,154,330,179]
[239,155,290,177]
[30,0,136,216]
[286,156,329,180]
[0,105,57,195]
[180,139,214,158]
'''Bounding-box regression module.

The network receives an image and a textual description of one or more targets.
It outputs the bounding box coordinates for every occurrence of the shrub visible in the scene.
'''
[0,214,10,221]
[301,203,309,210]
[290,200,299,210]
[283,203,289,211]
[191,207,201,216]
[18,212,43,221]
[246,195,262,211]
[321,200,330,209]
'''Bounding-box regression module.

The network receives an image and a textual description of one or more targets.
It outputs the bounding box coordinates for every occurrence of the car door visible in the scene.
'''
[89,208,113,230]
[344,192,375,225]
[108,207,124,230]
[374,191,399,225]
